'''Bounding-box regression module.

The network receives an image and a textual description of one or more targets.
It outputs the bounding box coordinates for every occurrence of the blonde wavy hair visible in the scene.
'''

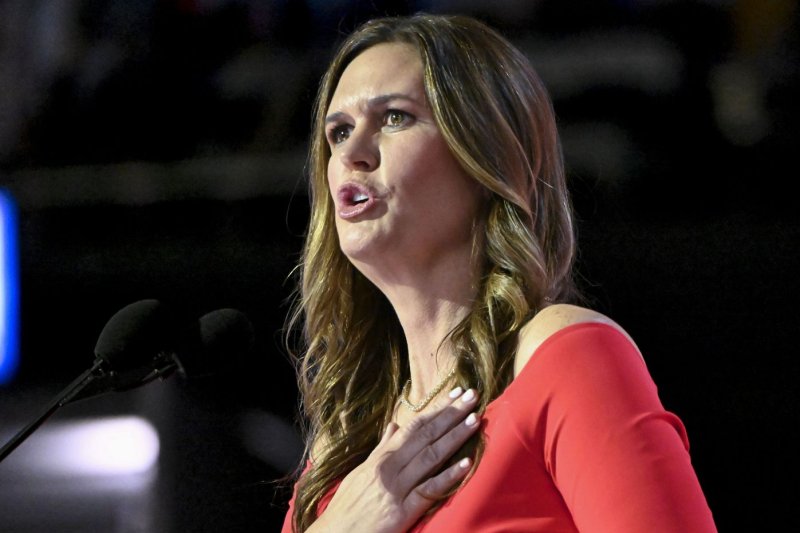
[286,13,577,531]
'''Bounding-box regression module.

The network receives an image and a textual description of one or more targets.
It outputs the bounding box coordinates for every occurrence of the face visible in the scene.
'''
[325,42,483,277]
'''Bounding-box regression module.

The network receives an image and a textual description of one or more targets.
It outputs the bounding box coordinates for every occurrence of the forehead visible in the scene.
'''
[328,42,426,112]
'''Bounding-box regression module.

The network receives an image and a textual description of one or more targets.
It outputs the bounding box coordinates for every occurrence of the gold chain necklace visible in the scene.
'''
[400,367,457,412]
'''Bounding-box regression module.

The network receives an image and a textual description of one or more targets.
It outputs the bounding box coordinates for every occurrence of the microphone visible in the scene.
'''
[74,303,255,400]
[67,299,179,401]
[172,307,255,379]
[0,300,254,463]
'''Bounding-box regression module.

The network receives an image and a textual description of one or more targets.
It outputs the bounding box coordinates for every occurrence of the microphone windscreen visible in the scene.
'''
[176,308,254,377]
[94,299,176,371]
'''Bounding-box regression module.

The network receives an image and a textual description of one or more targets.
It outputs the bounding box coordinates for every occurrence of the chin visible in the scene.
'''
[339,240,389,278]
[337,225,383,258]
[340,243,375,265]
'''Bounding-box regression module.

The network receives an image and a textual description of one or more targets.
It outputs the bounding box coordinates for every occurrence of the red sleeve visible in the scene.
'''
[281,461,342,532]
[281,461,312,533]
[518,322,716,532]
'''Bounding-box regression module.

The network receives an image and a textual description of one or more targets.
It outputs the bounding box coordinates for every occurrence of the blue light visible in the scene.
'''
[0,190,20,385]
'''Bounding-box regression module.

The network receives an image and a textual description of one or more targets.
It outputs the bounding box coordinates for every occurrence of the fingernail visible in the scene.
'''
[458,457,471,469]
[465,413,478,426]
[449,386,464,399]
[461,389,476,402]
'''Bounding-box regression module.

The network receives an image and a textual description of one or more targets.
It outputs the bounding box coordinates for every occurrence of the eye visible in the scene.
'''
[327,124,352,145]
[384,109,412,128]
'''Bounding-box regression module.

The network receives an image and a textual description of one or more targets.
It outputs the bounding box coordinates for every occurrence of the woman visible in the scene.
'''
[282,13,716,533]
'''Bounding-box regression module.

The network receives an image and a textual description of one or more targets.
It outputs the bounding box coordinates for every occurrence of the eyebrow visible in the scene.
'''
[325,93,421,124]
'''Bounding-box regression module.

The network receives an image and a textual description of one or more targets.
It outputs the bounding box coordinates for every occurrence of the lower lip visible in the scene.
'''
[339,196,376,219]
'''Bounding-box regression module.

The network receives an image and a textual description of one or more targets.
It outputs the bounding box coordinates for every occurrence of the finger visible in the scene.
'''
[382,422,399,441]
[389,388,479,466]
[395,409,480,489]
[405,457,472,513]
[376,422,399,448]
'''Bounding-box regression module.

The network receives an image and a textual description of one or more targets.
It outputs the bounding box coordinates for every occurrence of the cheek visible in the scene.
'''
[399,135,455,188]
[326,158,346,209]
[425,145,477,204]
[326,158,337,188]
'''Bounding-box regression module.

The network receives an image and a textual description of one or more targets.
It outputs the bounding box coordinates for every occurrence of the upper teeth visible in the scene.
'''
[353,192,369,203]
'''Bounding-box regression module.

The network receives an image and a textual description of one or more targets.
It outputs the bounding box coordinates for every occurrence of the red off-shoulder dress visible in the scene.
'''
[282,322,716,532]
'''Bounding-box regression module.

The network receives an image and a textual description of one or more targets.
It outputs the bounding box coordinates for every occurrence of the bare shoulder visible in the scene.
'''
[513,303,640,377]
[310,437,324,464]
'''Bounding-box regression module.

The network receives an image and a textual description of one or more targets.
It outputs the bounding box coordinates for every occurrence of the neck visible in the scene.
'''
[354,248,477,400]
[395,289,467,394]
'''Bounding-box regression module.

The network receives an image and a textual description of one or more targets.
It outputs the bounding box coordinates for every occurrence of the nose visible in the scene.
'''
[339,127,379,172]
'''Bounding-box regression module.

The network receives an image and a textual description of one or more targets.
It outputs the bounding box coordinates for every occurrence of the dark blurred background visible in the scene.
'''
[0,0,797,531]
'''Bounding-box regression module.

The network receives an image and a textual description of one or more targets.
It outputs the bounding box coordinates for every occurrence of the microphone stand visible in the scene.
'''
[0,301,251,464]
[0,299,182,464]
[0,352,179,463]
[0,359,106,463]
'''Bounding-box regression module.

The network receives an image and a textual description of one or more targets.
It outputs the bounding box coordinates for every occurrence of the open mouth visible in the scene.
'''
[351,191,369,205]
[337,183,376,218]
